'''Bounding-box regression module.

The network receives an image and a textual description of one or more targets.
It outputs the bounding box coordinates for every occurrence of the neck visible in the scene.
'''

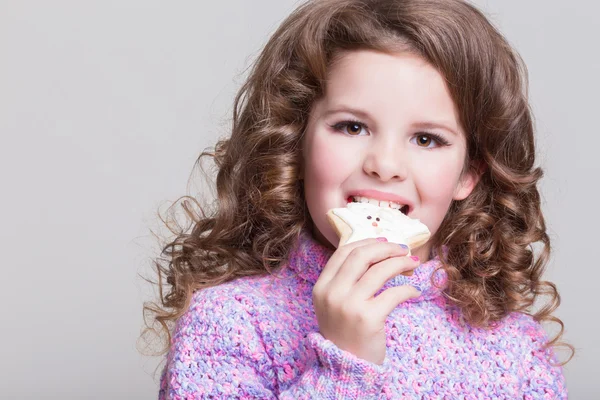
[412,243,433,263]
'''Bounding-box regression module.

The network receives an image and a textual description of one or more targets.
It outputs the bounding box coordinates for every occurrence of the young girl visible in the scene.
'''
[143,0,574,397]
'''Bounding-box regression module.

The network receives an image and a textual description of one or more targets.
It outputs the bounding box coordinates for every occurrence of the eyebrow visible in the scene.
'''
[323,106,459,136]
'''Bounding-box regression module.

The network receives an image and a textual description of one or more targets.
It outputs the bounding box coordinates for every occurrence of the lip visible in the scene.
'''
[348,189,413,210]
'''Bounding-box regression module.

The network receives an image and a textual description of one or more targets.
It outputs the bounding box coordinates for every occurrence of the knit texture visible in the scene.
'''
[158,230,567,399]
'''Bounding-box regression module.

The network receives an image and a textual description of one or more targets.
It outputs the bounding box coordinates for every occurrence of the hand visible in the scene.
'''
[312,237,421,365]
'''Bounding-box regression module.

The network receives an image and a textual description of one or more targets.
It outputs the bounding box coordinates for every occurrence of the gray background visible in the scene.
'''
[0,0,597,398]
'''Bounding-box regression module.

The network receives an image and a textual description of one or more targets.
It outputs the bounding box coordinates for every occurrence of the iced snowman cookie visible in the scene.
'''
[326,202,431,269]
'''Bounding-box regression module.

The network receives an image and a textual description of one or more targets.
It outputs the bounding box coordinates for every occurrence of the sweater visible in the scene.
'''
[158,229,567,399]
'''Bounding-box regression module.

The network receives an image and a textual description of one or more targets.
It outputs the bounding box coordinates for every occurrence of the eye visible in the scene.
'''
[376,217,380,221]
[366,215,372,219]
[330,119,368,136]
[411,132,451,149]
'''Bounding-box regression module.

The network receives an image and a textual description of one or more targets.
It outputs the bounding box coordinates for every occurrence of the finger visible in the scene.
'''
[370,285,421,319]
[352,255,420,300]
[328,241,410,291]
[316,237,381,285]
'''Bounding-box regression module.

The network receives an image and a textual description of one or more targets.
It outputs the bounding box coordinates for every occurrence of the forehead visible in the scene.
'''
[317,49,463,136]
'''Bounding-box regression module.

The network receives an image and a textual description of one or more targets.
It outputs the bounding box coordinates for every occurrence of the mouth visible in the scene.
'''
[347,195,410,215]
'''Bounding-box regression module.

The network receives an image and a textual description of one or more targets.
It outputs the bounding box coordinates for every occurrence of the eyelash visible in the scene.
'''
[329,119,451,147]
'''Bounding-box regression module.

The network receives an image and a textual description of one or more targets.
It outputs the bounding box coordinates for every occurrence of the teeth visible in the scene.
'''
[351,196,405,210]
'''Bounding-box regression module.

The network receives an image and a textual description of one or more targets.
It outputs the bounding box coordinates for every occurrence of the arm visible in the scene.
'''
[517,317,568,399]
[158,287,391,399]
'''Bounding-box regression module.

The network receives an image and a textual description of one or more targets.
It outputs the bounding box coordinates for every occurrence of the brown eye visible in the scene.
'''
[411,133,450,149]
[346,123,363,136]
[376,217,380,221]
[417,135,432,147]
[367,215,372,219]
[331,120,368,136]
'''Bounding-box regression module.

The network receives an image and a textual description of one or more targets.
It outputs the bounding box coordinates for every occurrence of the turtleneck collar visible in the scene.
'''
[286,229,448,302]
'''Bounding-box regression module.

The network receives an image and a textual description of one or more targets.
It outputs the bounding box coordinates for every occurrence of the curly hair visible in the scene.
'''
[139,0,574,367]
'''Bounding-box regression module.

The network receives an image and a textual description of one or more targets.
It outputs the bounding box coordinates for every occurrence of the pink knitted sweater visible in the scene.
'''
[158,230,567,398]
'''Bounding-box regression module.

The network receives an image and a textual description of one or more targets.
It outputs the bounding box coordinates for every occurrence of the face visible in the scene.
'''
[301,49,479,261]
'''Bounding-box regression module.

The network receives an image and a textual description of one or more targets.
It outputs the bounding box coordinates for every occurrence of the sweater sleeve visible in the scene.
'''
[158,287,390,399]
[517,317,568,399]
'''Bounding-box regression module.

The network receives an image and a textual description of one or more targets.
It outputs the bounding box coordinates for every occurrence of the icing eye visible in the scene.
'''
[367,215,372,219]
[376,217,380,221]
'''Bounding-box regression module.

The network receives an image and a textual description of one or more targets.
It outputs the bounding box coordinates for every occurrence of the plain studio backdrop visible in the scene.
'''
[0,0,597,398]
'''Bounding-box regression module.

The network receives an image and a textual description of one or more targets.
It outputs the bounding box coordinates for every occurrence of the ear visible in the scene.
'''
[453,162,484,201]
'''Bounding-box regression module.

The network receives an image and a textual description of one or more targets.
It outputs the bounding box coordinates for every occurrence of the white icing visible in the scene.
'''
[331,202,430,245]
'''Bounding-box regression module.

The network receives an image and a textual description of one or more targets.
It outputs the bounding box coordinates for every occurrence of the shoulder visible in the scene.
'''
[184,275,275,320]
[469,311,551,350]
[451,310,560,363]
[497,312,552,345]
[487,311,563,368]
[177,267,307,333]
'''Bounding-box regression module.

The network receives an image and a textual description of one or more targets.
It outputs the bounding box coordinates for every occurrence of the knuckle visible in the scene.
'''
[340,303,366,323]
[312,286,322,303]
[323,291,342,309]
[312,281,324,295]
[338,241,357,254]
[348,247,368,262]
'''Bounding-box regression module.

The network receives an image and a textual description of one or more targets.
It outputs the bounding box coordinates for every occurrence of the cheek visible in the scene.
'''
[415,154,464,201]
[304,132,357,184]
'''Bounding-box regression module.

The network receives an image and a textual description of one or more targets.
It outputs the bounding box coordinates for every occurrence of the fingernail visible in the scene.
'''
[376,237,388,242]
[410,256,419,262]
[399,244,408,249]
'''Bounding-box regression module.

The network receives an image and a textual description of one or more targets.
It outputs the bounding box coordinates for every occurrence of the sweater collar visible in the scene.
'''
[286,229,448,302]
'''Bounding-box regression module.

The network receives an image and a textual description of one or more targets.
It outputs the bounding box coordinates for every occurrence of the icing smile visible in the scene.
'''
[348,195,410,215]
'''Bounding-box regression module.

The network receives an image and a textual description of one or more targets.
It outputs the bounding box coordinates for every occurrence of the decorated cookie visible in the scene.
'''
[326,201,431,263]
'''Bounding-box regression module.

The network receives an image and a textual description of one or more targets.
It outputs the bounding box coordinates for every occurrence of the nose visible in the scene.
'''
[362,136,408,182]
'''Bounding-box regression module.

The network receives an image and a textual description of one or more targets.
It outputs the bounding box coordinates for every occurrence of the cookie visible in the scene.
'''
[326,202,431,276]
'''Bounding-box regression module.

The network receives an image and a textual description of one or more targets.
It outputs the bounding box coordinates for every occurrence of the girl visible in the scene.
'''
[143,0,574,397]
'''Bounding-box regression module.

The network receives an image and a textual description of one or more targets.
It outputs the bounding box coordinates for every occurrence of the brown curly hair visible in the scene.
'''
[139,0,574,368]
